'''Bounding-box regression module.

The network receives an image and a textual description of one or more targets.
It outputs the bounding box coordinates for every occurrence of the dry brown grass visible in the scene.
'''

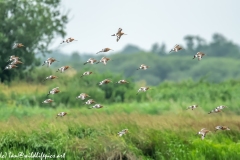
[1,111,239,133]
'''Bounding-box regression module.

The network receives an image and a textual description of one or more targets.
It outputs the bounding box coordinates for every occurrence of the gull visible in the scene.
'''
[136,87,151,95]
[197,128,210,140]
[80,71,93,78]
[56,112,67,118]
[42,99,54,104]
[169,44,183,53]
[83,99,96,105]
[137,64,149,70]
[99,79,112,85]
[43,75,58,81]
[193,52,205,61]
[96,56,111,65]
[96,48,114,54]
[215,126,230,132]
[76,93,90,100]
[4,64,18,70]
[47,87,60,96]
[89,104,103,109]
[83,58,97,65]
[118,129,128,137]
[12,43,24,49]
[111,28,127,42]
[60,37,77,44]
[56,66,71,73]
[186,105,198,110]
[116,80,129,84]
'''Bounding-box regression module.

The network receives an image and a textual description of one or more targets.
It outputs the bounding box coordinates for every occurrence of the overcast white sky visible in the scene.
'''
[51,0,240,54]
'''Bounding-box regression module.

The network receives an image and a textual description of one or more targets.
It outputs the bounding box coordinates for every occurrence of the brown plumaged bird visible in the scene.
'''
[43,75,58,81]
[186,105,198,110]
[99,79,112,85]
[96,48,114,54]
[56,112,67,118]
[4,64,18,70]
[56,66,71,73]
[118,129,128,137]
[80,71,93,78]
[215,126,230,132]
[197,128,210,140]
[83,99,96,105]
[83,58,97,65]
[60,37,77,44]
[89,104,103,109]
[136,87,152,95]
[116,80,129,84]
[169,44,183,53]
[111,28,127,42]
[47,87,60,96]
[193,52,205,61]
[42,99,54,104]
[10,60,23,65]
[137,64,149,70]
[42,57,59,67]
[76,93,90,100]
[12,43,24,49]
[96,56,111,65]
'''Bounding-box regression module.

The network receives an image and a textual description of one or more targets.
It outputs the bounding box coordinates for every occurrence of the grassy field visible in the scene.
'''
[0,80,240,159]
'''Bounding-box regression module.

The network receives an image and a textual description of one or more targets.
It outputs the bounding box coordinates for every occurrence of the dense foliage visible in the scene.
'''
[0,0,68,82]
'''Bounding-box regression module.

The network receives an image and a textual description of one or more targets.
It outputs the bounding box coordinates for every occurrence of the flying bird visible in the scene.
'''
[76,93,90,100]
[96,56,111,65]
[10,60,23,65]
[215,126,230,132]
[80,71,93,78]
[118,129,128,137]
[116,80,129,84]
[83,99,96,105]
[99,79,112,85]
[43,75,58,81]
[136,87,151,94]
[42,99,54,104]
[12,43,24,49]
[208,108,221,114]
[96,48,114,54]
[56,66,71,73]
[7,55,20,62]
[42,57,59,67]
[186,105,198,110]
[56,112,67,118]
[111,28,127,42]
[208,105,227,114]
[197,128,210,140]
[60,37,77,44]
[47,87,60,96]
[169,44,183,53]
[216,105,227,110]
[137,64,149,70]
[4,64,18,70]
[83,58,97,65]
[89,104,103,109]
[193,52,205,61]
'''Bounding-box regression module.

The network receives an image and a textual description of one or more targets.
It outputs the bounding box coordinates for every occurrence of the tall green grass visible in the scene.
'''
[0,110,240,160]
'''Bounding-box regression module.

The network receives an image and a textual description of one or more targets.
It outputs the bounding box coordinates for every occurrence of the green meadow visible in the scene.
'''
[1,76,240,160]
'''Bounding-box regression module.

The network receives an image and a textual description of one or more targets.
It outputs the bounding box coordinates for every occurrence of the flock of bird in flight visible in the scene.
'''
[5,28,230,138]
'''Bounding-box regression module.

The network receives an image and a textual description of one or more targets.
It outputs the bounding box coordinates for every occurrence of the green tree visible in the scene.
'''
[0,0,68,82]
